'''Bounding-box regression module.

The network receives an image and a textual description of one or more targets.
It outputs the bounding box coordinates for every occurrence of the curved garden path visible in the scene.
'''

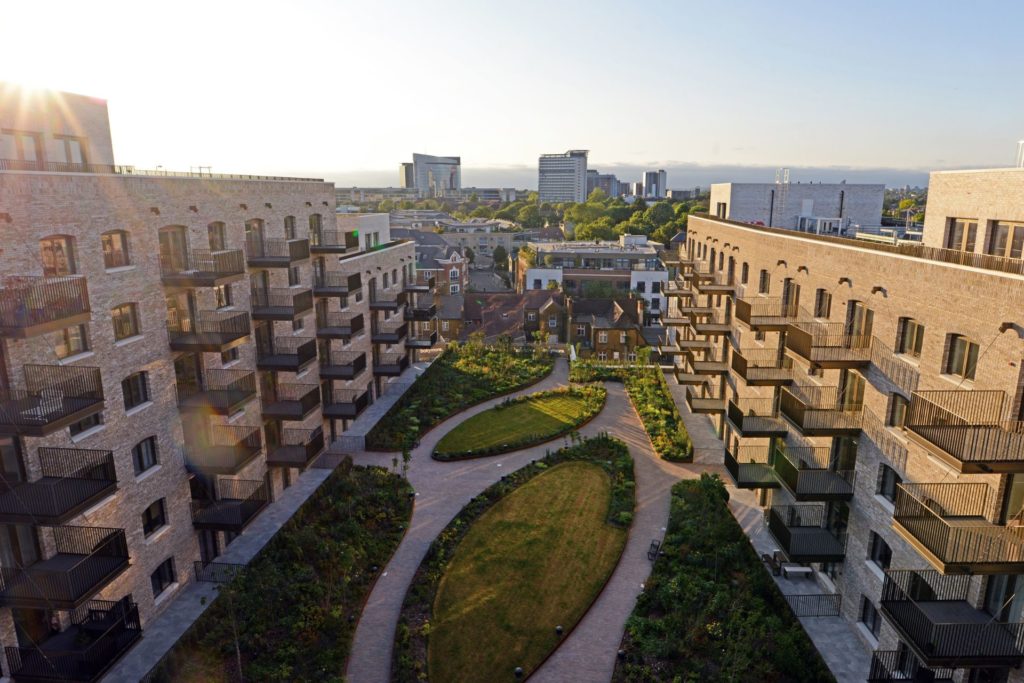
[345,359,703,683]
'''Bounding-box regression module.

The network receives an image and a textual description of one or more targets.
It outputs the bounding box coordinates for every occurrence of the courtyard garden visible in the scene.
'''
[147,460,413,683]
[433,385,606,460]
[394,435,634,682]
[613,475,833,682]
[571,356,692,462]
[366,335,553,451]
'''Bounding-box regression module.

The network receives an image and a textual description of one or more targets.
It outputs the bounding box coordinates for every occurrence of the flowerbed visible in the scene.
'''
[613,475,834,682]
[433,385,606,460]
[394,435,634,681]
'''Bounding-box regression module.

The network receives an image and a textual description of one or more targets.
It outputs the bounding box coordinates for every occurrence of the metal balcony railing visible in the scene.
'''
[734,297,800,330]
[685,384,726,414]
[870,337,921,396]
[313,271,362,295]
[867,649,954,682]
[0,158,323,181]
[731,347,793,385]
[309,229,359,252]
[372,319,408,343]
[191,479,269,532]
[322,387,371,419]
[723,445,778,489]
[266,426,325,468]
[726,397,787,436]
[369,289,408,309]
[780,384,863,436]
[167,310,251,351]
[0,365,104,436]
[261,382,321,420]
[176,369,257,414]
[250,287,313,319]
[320,350,367,379]
[256,336,317,372]
[185,424,262,475]
[373,352,409,376]
[771,445,855,501]
[785,321,872,367]
[765,504,846,562]
[0,275,90,338]
[159,248,245,286]
[245,237,310,265]
[0,448,117,524]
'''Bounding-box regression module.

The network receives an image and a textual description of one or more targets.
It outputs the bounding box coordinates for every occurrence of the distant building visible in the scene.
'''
[587,170,621,198]
[708,181,884,235]
[642,170,667,199]
[410,153,461,197]
[336,187,419,204]
[667,188,700,201]
[567,297,646,361]
[538,149,588,203]
[399,162,414,188]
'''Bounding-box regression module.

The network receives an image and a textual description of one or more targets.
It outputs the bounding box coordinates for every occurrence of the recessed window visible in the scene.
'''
[944,218,978,252]
[284,215,297,240]
[945,334,979,381]
[142,499,167,537]
[888,394,910,428]
[527,312,537,322]
[860,596,882,639]
[221,348,239,365]
[619,332,627,344]
[896,318,924,358]
[69,413,102,437]
[288,266,301,287]
[122,371,150,410]
[877,464,902,503]
[383,273,389,288]
[53,324,89,359]
[151,557,176,598]
[814,289,832,319]
[741,263,749,285]
[4,129,42,162]
[132,436,159,475]
[214,284,233,309]
[54,135,87,165]
[207,222,227,251]
[101,230,131,269]
[758,269,770,295]
[112,303,140,340]
[868,532,892,570]
[986,221,1024,259]
[635,281,646,293]
[292,317,305,332]
[40,236,77,276]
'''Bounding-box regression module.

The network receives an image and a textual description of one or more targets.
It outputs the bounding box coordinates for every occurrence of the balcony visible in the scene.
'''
[0,448,117,525]
[678,304,714,319]
[772,445,855,501]
[405,275,435,293]
[685,384,726,414]
[723,445,779,489]
[322,387,371,420]
[256,336,317,372]
[690,312,732,337]
[184,424,262,475]
[0,365,104,437]
[313,271,362,298]
[685,348,729,376]
[159,249,245,289]
[663,280,693,298]
[266,427,325,469]
[407,328,438,349]
[309,229,359,254]
[260,382,321,420]
[905,390,1024,474]
[405,303,438,321]
[316,311,364,339]
[245,237,310,268]
[4,597,141,683]
[176,369,257,415]
[765,504,846,563]
[693,273,737,296]
[785,322,871,368]
[250,287,313,321]
[892,482,1024,574]
[726,398,787,437]
[320,350,367,380]
[373,352,409,377]
[191,479,270,533]
[734,297,800,331]
[0,275,90,338]
[673,367,710,386]
[0,526,129,609]
[369,289,408,311]
[684,264,714,283]
[780,385,863,436]
[867,649,954,683]
[880,570,1024,667]
[731,348,794,386]
[371,319,408,344]
[167,310,251,352]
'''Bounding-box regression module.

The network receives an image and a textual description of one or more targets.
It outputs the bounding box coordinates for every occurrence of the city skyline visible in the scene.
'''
[4,0,1023,189]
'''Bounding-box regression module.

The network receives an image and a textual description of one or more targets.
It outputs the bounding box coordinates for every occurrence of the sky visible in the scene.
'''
[3,0,1022,189]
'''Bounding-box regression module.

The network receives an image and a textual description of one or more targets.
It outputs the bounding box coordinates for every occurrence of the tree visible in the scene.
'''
[645,202,675,227]
[492,245,508,270]
[582,281,616,298]
[898,198,916,212]
[575,216,617,241]
[517,204,543,229]
[379,199,395,212]
[469,192,479,203]
[527,191,539,204]
[587,188,608,203]
[464,247,475,264]
[470,206,493,219]
[546,280,559,290]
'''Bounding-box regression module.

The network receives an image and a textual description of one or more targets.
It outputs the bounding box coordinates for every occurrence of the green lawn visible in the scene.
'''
[433,386,605,459]
[428,461,626,682]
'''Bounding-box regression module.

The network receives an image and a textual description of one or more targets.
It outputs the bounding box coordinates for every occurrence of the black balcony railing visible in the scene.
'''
[316,311,365,339]
[905,390,1024,473]
[405,275,435,293]
[0,448,117,524]
[250,287,313,320]
[191,479,269,532]
[0,526,129,609]
[167,310,251,352]
[780,384,863,436]
[373,352,409,376]
[892,481,1024,573]
[784,593,842,617]
[731,347,794,385]
[266,427,325,468]
[159,249,246,287]
[256,336,317,372]
[313,271,362,296]
[407,328,438,349]
[369,289,408,310]
[734,297,799,330]
[765,504,846,562]
[685,384,726,414]
[772,445,855,501]
[176,369,257,414]
[880,569,1024,667]
[0,365,104,436]
[184,424,263,475]
[723,445,778,489]
[194,560,245,583]
[691,311,732,337]
[245,237,310,266]
[322,387,371,419]
[261,382,321,420]
[871,338,921,397]
[0,275,90,338]
[685,347,729,375]
[4,596,142,683]
[320,350,367,380]
[867,649,955,683]
[785,322,872,368]
[727,397,787,437]
[309,229,359,253]
[404,303,438,321]
[372,319,408,344]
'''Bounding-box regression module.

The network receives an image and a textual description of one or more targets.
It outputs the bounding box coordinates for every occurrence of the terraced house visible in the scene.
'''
[664,167,1024,683]
[0,84,431,681]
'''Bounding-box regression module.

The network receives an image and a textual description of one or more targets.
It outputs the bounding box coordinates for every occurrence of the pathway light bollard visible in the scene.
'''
[555,625,563,637]
[618,649,626,660]
[514,666,524,679]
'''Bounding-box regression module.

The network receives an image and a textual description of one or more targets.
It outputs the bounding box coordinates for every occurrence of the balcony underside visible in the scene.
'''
[906,425,1024,474]
[251,306,312,322]
[369,300,402,311]
[186,445,262,476]
[774,527,846,563]
[246,256,308,268]
[0,478,116,525]
[0,555,129,610]
[160,271,245,290]
[266,443,323,469]
[728,415,788,438]
[261,400,320,421]
[323,402,367,420]
[723,453,778,489]
[893,516,1024,575]
[374,363,407,377]
[735,368,793,386]
[407,333,437,349]
[320,364,365,380]
[256,354,314,373]
[691,360,729,375]
[778,471,855,502]
[192,498,268,532]
[169,331,249,353]
[0,397,105,437]
[691,322,731,337]
[0,311,92,340]
[371,332,405,344]
[178,389,255,415]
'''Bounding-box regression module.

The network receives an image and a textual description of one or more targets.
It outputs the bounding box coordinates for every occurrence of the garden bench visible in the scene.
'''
[647,539,661,561]
[782,564,814,580]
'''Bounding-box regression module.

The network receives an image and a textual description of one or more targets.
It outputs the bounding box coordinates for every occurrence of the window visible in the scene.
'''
[860,596,882,639]
[651,281,660,293]
[111,303,140,340]
[888,394,910,428]
[868,532,892,571]
[598,331,608,343]
[392,269,397,284]
[877,464,902,503]
[54,324,89,359]
[533,279,542,289]
[626,352,637,362]
[221,347,239,365]
[292,317,304,332]
[54,135,87,164]
[741,263,749,285]
[527,312,537,322]
[284,215,296,240]
[208,222,226,251]
[650,297,660,310]
[141,499,167,537]
[122,372,150,410]
[576,324,586,336]
[896,318,924,357]
[814,289,832,318]
[288,266,301,287]
[944,218,978,252]
[4,129,41,161]
[441,320,450,331]
[449,284,460,294]
[101,231,131,268]
[69,413,102,437]
[133,438,158,475]
[450,268,459,280]
[383,272,389,289]
[635,281,646,293]
[986,221,1024,259]
[151,557,176,598]
[597,352,607,361]
[619,332,627,344]
[758,269,770,294]
[40,236,77,276]
[548,316,557,329]
[945,334,979,381]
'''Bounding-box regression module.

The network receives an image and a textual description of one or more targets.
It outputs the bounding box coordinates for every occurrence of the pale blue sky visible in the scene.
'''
[3,0,1021,187]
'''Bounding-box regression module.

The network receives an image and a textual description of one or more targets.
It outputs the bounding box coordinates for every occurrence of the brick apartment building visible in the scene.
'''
[665,167,1024,682]
[0,84,432,679]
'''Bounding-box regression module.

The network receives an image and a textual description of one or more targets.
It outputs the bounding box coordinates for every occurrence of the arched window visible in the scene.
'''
[40,235,77,276]
[101,230,131,269]
[284,216,297,240]
[207,222,227,251]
